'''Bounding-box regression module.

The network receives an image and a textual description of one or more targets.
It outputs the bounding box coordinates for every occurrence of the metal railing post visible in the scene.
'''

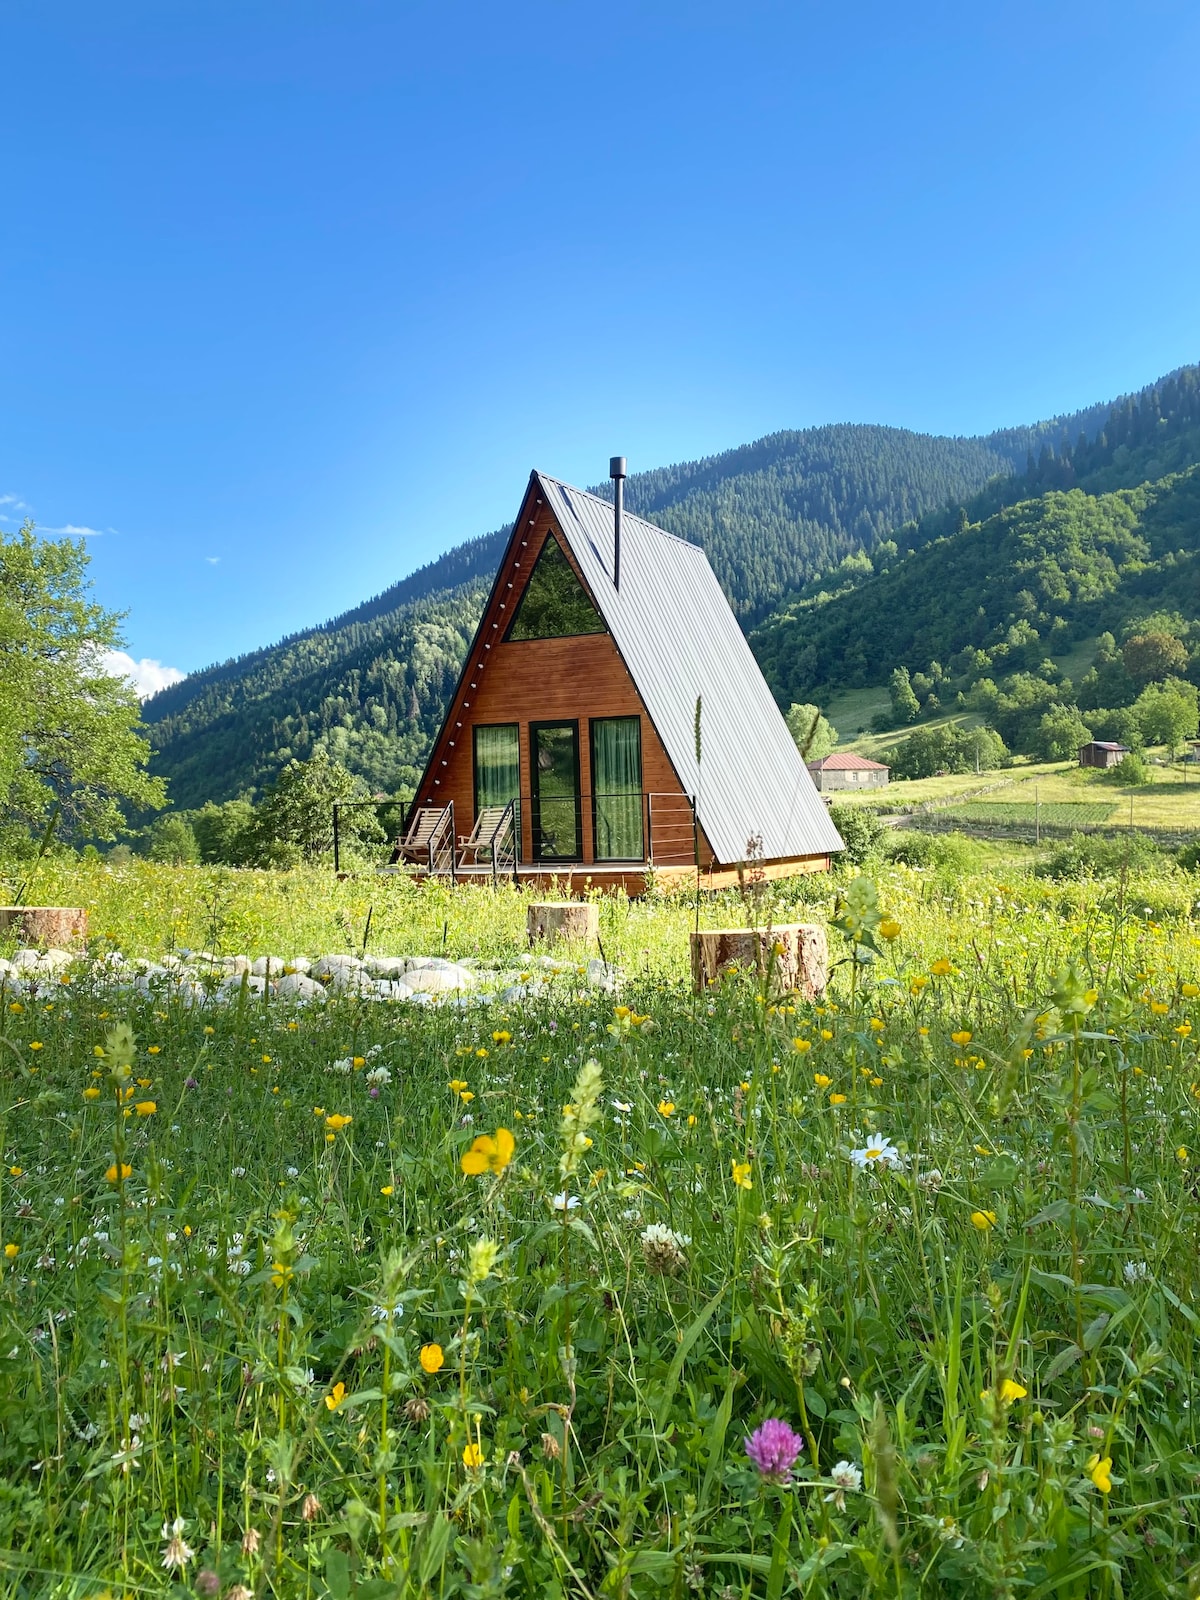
[332,804,340,874]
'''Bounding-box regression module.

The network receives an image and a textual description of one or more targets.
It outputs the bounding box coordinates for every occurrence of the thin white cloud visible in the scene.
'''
[205,555,220,565]
[102,649,186,700]
[43,523,105,538]
[0,494,30,510]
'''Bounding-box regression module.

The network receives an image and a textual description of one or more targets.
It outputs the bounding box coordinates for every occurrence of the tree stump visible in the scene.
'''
[691,922,827,999]
[527,902,600,947]
[0,907,88,949]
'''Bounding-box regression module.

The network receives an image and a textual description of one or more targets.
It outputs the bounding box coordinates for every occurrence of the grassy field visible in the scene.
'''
[832,756,1200,837]
[2,854,1200,1596]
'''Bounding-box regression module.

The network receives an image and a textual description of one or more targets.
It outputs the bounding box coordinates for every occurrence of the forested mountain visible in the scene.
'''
[754,366,1200,702]
[142,365,1196,807]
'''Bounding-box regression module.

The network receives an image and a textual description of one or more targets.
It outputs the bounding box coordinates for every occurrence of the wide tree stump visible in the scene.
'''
[0,907,88,949]
[527,902,600,947]
[691,922,827,998]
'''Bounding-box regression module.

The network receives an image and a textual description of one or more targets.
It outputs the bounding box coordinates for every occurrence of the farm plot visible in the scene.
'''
[935,799,1119,828]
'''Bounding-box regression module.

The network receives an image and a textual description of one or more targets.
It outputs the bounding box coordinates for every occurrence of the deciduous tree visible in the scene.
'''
[0,522,164,845]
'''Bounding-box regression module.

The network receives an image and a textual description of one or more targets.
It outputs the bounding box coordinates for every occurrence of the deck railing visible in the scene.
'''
[388,792,697,875]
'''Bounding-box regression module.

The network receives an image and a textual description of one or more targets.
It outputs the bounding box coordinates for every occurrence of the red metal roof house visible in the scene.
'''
[805,752,890,793]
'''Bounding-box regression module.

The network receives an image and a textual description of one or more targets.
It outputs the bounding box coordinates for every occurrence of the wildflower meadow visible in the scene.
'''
[2,853,1200,1597]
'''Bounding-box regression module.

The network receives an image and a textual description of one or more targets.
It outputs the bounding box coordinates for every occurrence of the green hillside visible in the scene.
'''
[142,366,1198,808]
[753,370,1200,737]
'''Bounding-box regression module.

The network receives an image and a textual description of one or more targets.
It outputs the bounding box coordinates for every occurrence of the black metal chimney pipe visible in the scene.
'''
[610,456,626,591]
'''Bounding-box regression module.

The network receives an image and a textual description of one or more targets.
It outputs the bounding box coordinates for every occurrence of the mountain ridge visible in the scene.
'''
[141,365,1196,808]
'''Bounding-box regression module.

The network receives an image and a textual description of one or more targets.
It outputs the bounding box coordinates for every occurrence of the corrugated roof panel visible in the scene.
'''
[537,473,843,862]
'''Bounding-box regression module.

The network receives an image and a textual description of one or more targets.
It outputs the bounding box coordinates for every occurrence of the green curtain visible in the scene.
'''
[474,725,520,812]
[592,717,643,859]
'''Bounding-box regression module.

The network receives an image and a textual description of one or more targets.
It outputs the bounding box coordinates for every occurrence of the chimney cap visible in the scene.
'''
[609,456,627,480]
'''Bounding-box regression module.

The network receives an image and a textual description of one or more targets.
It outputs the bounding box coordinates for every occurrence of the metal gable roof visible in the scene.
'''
[535,472,843,863]
[808,752,890,771]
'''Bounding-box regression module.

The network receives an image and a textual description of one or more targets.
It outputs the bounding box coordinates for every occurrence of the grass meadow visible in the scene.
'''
[2,853,1200,1597]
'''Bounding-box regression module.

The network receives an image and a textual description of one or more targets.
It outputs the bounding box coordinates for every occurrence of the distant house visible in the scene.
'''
[1078,740,1130,769]
[806,752,890,793]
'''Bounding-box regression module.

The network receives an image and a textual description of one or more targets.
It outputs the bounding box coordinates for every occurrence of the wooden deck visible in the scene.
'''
[374,854,831,896]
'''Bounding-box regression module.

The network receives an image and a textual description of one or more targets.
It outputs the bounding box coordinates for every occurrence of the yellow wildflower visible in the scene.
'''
[829,1092,847,1106]
[732,1160,752,1190]
[134,1101,157,1117]
[878,918,900,940]
[325,1114,352,1132]
[462,1441,483,1469]
[105,1163,132,1184]
[970,1210,997,1231]
[793,1037,812,1053]
[813,1072,832,1089]
[1086,1453,1112,1493]
[325,1382,348,1412]
[419,1343,445,1375]
[461,1128,515,1176]
[657,1100,675,1117]
[951,1030,972,1046]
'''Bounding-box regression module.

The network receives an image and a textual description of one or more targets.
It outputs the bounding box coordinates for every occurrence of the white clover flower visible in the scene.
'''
[231,1166,247,1179]
[330,1058,353,1075]
[1123,1260,1149,1284]
[640,1223,688,1275]
[365,1065,391,1087]
[161,1517,194,1570]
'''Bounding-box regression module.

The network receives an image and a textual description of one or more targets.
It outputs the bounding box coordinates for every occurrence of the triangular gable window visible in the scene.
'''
[506,531,607,641]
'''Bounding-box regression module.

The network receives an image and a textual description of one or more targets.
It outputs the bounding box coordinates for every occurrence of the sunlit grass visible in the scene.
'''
[0,854,1199,1595]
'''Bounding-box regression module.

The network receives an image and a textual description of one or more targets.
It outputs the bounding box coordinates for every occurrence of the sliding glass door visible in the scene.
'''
[531,722,581,861]
[592,716,643,860]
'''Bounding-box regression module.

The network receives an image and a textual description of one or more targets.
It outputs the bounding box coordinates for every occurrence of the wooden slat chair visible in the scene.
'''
[457,805,510,867]
[389,806,447,866]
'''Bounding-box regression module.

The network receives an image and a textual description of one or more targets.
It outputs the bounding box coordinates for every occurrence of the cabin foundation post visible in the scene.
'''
[527,902,600,948]
[690,922,827,999]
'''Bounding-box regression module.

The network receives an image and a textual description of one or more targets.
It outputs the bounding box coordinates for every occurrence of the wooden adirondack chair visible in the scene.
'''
[390,806,449,866]
[457,805,511,866]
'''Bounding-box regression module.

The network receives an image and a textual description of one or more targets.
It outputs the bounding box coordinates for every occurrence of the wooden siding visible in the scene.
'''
[418,496,713,867]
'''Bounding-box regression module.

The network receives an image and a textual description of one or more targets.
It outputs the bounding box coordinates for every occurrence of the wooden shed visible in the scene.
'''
[397,464,843,892]
[1078,740,1131,769]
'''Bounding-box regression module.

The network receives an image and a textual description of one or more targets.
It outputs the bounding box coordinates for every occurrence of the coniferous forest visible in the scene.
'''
[141,364,1200,808]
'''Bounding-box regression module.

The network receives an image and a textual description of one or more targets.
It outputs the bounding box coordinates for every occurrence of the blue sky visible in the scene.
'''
[3,0,1199,686]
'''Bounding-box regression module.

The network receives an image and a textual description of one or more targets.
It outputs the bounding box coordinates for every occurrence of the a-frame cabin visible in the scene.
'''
[405,464,843,893]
